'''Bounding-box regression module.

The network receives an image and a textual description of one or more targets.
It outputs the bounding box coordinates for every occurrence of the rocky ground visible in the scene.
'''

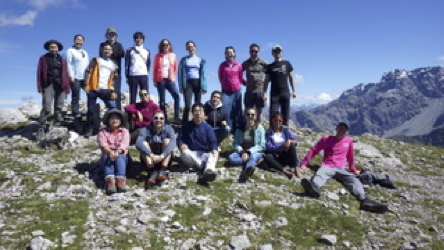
[0,103,443,250]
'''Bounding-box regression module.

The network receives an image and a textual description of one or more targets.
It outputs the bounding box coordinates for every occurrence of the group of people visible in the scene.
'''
[36,28,388,213]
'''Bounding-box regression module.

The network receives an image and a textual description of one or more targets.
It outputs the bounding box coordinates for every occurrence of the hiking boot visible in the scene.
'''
[105,178,116,195]
[301,178,320,198]
[116,178,127,193]
[157,168,167,182]
[240,166,256,181]
[360,198,388,213]
[203,168,217,182]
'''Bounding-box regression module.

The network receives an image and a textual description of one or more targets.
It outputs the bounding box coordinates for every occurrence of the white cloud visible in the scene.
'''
[28,0,63,10]
[291,92,337,107]
[316,92,334,102]
[293,74,304,85]
[438,55,444,62]
[0,41,20,54]
[0,10,37,27]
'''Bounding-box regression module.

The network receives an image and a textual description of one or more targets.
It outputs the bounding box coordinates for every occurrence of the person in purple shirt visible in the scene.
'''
[300,122,389,213]
[218,46,243,132]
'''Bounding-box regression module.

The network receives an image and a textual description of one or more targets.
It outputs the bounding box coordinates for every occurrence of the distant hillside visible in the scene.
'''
[294,66,444,147]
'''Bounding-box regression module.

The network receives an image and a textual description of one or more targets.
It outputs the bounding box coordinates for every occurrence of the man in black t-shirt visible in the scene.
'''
[263,45,296,126]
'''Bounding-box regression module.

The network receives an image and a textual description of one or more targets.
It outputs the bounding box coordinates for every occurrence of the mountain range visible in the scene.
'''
[293,66,444,147]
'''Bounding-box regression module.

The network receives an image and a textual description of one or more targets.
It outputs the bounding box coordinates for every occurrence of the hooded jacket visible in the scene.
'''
[178,56,207,92]
[203,100,228,127]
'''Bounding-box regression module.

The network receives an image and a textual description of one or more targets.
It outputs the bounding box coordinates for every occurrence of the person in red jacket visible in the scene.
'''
[37,39,70,125]
[124,89,159,144]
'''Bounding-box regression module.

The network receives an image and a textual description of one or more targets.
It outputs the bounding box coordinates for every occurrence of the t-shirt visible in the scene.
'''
[98,58,116,89]
[242,127,255,150]
[162,54,170,78]
[185,56,201,79]
[242,58,268,93]
[266,60,293,93]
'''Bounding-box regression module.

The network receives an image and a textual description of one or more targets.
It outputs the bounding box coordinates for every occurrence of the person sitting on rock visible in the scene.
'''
[264,111,303,179]
[228,107,265,182]
[178,103,218,183]
[124,89,159,144]
[203,90,230,147]
[97,109,130,195]
[135,110,176,187]
[300,122,388,213]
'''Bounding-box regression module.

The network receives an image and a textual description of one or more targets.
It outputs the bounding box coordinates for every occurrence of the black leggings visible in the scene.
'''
[264,143,299,172]
[183,79,201,123]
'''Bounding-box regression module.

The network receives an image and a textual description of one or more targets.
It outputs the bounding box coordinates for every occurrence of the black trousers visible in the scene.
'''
[264,143,299,172]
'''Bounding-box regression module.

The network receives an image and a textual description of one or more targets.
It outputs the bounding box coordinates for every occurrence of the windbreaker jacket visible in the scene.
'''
[153,52,178,83]
[232,122,265,154]
[124,46,151,78]
[203,100,228,127]
[265,125,298,152]
[178,56,207,92]
[84,57,117,91]
[135,124,176,158]
[37,53,70,94]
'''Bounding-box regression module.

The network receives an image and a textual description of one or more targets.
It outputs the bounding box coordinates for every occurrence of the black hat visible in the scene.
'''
[337,122,350,130]
[103,109,127,127]
[44,39,64,51]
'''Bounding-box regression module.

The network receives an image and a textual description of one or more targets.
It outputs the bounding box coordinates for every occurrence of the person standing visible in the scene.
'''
[84,43,118,136]
[65,34,89,118]
[178,40,207,123]
[242,43,268,122]
[300,122,389,213]
[99,28,124,110]
[125,31,150,104]
[37,39,70,125]
[263,45,296,126]
[218,46,243,132]
[152,39,180,123]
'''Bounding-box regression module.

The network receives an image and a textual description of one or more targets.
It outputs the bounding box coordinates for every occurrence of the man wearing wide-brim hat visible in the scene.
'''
[37,39,71,125]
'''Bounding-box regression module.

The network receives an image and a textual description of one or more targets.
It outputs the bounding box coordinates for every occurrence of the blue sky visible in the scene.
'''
[0,0,443,109]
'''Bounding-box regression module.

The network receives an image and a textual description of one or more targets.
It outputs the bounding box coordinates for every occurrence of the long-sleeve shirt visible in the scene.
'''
[135,124,176,157]
[301,135,357,173]
[65,47,89,80]
[218,60,242,93]
[124,100,159,128]
[265,125,297,152]
[178,121,217,152]
[97,127,130,154]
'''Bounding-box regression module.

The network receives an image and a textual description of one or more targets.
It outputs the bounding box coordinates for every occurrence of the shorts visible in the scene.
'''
[244,91,264,109]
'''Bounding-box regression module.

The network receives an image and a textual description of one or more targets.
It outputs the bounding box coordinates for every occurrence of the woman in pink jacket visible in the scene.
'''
[152,39,180,123]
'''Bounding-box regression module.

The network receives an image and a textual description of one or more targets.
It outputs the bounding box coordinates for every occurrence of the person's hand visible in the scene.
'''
[110,150,118,161]
[300,166,310,173]
[292,92,297,99]
[221,120,227,126]
[202,90,207,94]
[283,140,291,151]
[154,82,158,87]
[180,144,188,151]
[241,153,249,162]
[180,89,184,94]
[263,94,267,101]
[353,170,361,175]
[137,111,143,122]
[70,78,75,84]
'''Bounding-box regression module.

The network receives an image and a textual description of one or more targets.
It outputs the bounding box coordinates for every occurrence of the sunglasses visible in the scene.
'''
[212,95,221,99]
[162,43,170,47]
[250,50,258,53]
[139,93,149,97]
[273,118,283,123]
[153,116,165,120]
[246,113,256,117]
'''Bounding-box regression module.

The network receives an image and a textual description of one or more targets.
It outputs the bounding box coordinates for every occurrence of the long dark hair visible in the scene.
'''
[158,39,173,53]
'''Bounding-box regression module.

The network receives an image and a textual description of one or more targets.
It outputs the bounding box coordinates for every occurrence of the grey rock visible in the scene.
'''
[115,226,126,233]
[259,244,273,250]
[29,236,54,250]
[138,213,152,224]
[274,217,288,228]
[398,242,418,250]
[229,235,251,250]
[31,230,45,237]
[180,239,196,250]
[19,101,41,118]
[319,234,337,245]
[0,108,27,125]
[326,191,340,201]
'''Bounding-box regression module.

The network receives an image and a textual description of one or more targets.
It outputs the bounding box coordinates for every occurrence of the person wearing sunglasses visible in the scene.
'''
[125,31,151,104]
[264,111,303,179]
[178,103,218,183]
[242,43,268,123]
[228,108,265,182]
[218,46,243,132]
[136,110,176,187]
[37,39,70,126]
[300,122,388,213]
[65,34,89,118]
[178,40,207,124]
[124,90,159,144]
[99,28,125,110]
[152,38,180,123]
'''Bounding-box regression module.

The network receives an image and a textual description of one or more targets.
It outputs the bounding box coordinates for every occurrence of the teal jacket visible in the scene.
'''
[178,56,207,92]
[232,123,265,154]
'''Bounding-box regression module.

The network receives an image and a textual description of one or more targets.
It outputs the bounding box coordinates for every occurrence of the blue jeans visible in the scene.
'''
[70,79,84,115]
[228,152,263,169]
[156,79,180,119]
[87,89,116,128]
[128,75,148,104]
[222,90,243,131]
[101,153,128,178]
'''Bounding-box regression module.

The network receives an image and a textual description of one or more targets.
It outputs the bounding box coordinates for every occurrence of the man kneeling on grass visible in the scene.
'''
[300,122,388,213]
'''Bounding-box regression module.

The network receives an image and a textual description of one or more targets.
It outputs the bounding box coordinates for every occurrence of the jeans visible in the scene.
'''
[101,153,128,178]
[114,75,122,110]
[228,152,263,169]
[128,75,148,104]
[222,89,243,131]
[40,83,65,124]
[213,126,229,146]
[156,79,180,119]
[183,79,202,123]
[70,79,84,116]
[87,89,116,129]
[270,91,290,126]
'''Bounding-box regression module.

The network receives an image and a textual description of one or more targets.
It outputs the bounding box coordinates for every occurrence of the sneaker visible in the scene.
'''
[116,178,127,193]
[240,166,256,181]
[282,170,294,180]
[301,178,320,198]
[203,169,217,182]
[105,178,116,195]
[360,198,388,213]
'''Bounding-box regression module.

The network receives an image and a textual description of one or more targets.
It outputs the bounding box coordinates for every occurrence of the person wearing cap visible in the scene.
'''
[178,40,207,124]
[218,46,243,132]
[300,122,389,213]
[124,31,150,104]
[84,42,118,136]
[65,34,89,118]
[152,38,180,123]
[37,39,71,125]
[97,109,130,195]
[242,43,268,122]
[178,103,218,183]
[99,28,125,110]
[124,89,159,144]
[263,45,296,126]
[135,110,176,187]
